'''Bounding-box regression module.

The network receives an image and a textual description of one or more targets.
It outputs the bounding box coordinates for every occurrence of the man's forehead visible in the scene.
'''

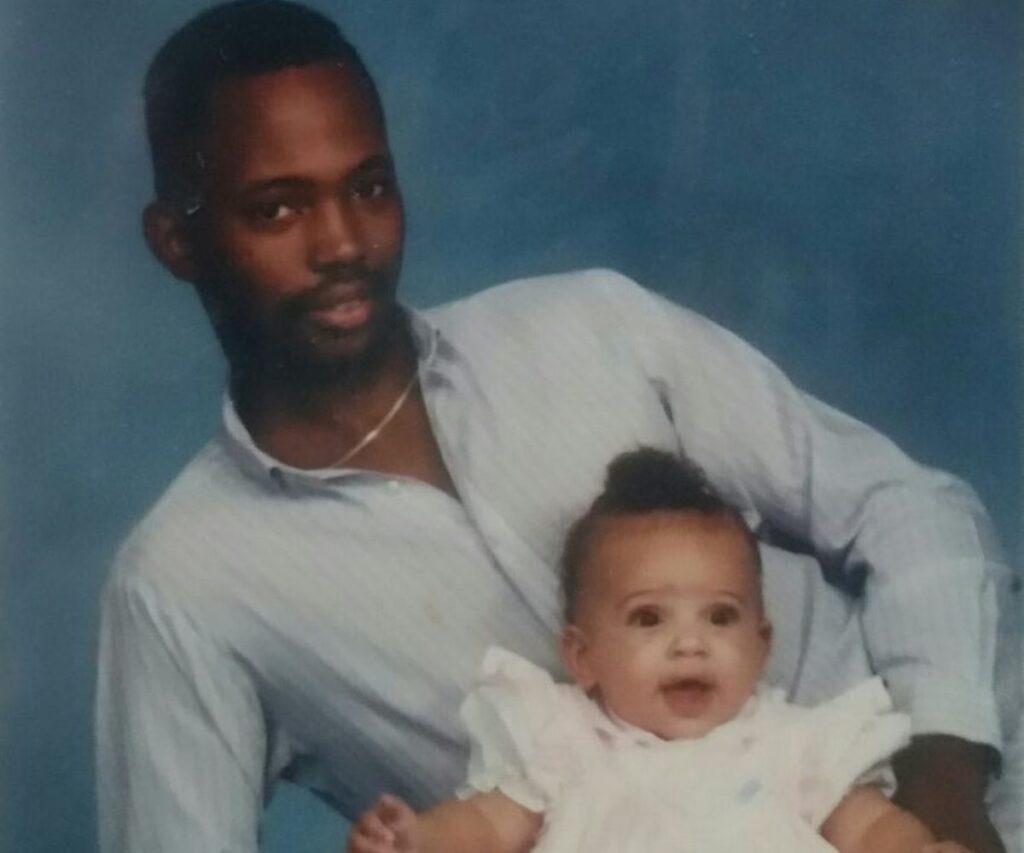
[198,62,389,185]
[204,61,381,131]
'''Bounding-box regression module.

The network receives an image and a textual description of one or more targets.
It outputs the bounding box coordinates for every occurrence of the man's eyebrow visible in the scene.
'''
[239,155,395,196]
[239,176,311,196]
[352,154,394,173]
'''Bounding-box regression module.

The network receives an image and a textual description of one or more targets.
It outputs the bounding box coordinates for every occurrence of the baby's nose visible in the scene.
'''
[669,627,708,656]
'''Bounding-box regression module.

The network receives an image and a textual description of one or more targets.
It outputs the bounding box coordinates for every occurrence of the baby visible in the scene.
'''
[348,447,968,853]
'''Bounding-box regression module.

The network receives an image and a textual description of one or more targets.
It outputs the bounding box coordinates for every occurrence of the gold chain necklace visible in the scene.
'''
[330,369,419,467]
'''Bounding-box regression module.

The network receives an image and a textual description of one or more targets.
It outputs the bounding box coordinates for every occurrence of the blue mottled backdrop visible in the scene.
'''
[1,1,1019,851]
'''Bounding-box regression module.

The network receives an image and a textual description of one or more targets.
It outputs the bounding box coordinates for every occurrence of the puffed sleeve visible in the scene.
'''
[792,677,911,828]
[455,647,601,813]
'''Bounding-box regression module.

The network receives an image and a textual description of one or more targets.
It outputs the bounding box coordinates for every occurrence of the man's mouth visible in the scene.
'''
[660,678,714,716]
[307,295,373,331]
[299,283,376,332]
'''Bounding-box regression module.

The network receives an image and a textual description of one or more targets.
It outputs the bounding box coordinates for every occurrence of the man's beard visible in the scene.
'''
[198,260,404,391]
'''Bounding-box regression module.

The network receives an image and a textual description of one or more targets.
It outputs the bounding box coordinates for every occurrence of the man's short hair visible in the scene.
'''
[144,0,382,206]
[560,446,761,620]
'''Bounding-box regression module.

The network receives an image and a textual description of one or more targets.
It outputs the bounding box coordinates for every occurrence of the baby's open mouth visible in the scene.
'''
[660,678,714,715]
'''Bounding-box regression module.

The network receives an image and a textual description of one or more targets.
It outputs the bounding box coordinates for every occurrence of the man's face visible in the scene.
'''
[562,511,771,740]
[183,61,404,376]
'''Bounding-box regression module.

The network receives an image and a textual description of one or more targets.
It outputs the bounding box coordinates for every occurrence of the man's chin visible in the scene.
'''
[222,299,406,388]
[281,345,377,384]
[284,318,403,383]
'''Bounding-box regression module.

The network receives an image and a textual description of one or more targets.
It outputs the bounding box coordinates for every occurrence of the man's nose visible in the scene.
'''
[309,198,365,268]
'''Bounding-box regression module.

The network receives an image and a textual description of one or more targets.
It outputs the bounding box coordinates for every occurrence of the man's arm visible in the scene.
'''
[597,272,1016,845]
[892,736,1005,853]
[96,555,267,853]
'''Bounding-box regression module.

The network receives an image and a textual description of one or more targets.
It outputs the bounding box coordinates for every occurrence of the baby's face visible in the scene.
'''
[562,510,770,740]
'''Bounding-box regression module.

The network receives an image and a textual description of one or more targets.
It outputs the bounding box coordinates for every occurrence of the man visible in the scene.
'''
[96,2,1020,851]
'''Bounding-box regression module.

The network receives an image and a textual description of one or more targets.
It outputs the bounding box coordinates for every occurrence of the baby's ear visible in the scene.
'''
[560,625,596,691]
[759,619,773,653]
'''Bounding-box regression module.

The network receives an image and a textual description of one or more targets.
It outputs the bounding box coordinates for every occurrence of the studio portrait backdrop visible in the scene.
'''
[1,1,1020,851]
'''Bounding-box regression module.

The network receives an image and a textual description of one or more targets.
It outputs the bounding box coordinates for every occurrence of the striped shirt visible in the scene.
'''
[96,269,1020,853]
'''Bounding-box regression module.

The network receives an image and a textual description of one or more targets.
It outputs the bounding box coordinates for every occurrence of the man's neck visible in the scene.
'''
[231,323,420,469]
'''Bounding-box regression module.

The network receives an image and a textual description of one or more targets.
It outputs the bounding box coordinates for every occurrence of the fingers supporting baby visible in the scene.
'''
[347,794,420,853]
[377,794,419,847]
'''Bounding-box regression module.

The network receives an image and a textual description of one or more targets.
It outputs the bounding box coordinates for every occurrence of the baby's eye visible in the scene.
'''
[628,606,662,628]
[707,604,740,626]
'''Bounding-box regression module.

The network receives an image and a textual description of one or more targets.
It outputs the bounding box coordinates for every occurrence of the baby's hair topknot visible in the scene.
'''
[598,447,723,514]
[560,446,757,620]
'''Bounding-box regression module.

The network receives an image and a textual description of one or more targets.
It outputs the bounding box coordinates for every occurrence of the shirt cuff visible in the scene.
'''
[884,671,1002,753]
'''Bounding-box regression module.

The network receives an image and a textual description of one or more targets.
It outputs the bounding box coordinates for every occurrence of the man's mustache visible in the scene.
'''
[283,264,381,315]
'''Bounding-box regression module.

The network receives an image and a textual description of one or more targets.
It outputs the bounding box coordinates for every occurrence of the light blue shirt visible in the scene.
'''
[96,270,1020,852]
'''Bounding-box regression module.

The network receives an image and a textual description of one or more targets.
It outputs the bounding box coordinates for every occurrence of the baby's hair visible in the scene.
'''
[561,446,760,620]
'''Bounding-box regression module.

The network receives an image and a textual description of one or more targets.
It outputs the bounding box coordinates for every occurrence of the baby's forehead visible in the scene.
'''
[588,508,752,550]
[582,510,761,596]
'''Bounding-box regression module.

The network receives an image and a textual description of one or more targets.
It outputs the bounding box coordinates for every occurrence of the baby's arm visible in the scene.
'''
[821,786,972,853]
[347,791,542,853]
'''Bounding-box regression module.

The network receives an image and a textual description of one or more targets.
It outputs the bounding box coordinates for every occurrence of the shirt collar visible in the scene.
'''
[218,305,453,486]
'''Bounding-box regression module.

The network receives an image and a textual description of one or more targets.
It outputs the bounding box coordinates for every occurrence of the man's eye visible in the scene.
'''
[708,604,739,627]
[352,176,392,202]
[628,607,661,628]
[247,202,297,223]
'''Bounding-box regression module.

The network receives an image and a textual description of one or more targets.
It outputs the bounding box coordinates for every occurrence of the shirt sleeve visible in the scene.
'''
[456,647,597,813]
[597,271,1015,752]
[793,678,911,827]
[96,552,266,853]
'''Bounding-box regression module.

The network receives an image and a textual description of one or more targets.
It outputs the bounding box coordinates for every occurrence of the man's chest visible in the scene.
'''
[420,348,683,569]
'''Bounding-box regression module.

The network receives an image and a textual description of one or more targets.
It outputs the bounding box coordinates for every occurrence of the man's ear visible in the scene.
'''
[560,624,597,692]
[143,200,198,282]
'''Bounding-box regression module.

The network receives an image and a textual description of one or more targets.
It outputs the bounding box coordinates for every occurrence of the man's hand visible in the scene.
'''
[892,735,1004,853]
[348,794,421,853]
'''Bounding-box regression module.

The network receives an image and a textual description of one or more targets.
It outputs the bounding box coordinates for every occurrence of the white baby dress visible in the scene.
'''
[457,647,910,853]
